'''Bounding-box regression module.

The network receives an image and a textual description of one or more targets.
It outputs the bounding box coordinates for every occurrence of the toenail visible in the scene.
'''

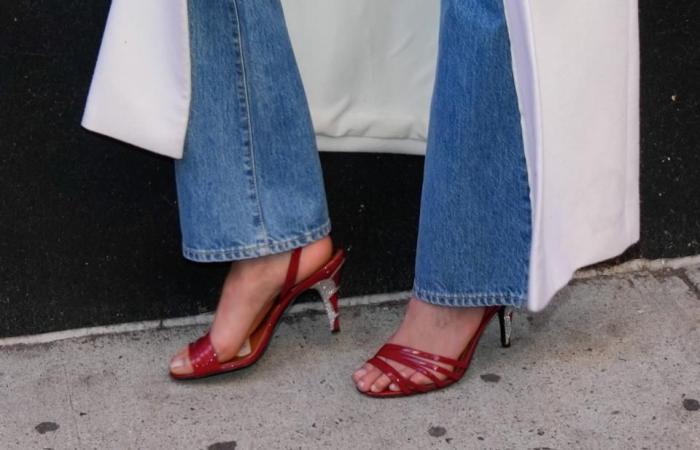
[371,384,380,393]
[170,356,185,369]
[355,369,367,378]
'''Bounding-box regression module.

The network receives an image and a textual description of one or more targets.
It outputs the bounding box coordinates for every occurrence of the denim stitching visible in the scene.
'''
[413,282,526,309]
[230,0,269,244]
[182,221,331,262]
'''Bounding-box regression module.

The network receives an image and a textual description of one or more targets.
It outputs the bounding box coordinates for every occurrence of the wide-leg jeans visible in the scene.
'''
[174,0,532,308]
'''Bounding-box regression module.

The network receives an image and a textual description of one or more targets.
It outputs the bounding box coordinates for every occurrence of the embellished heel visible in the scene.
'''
[311,258,344,332]
[497,306,514,348]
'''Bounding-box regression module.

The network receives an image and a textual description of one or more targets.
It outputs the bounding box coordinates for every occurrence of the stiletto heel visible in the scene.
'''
[498,306,514,348]
[170,246,346,380]
[311,260,344,332]
[359,305,513,398]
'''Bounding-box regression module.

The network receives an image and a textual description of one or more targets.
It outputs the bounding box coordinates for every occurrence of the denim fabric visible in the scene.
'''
[413,0,532,308]
[175,0,531,308]
[174,0,330,261]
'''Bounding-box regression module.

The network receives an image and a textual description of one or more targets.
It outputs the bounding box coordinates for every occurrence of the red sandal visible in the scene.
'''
[170,246,346,380]
[358,305,513,397]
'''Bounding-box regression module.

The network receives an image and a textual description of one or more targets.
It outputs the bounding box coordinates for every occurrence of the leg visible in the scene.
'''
[354,0,531,393]
[171,0,332,375]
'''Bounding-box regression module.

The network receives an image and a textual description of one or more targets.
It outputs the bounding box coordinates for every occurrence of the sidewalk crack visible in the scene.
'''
[63,365,83,449]
[676,270,700,300]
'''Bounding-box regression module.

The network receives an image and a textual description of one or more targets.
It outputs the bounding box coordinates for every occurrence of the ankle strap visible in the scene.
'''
[281,247,302,297]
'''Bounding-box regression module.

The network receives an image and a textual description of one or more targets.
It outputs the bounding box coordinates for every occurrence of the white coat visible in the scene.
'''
[82,0,640,312]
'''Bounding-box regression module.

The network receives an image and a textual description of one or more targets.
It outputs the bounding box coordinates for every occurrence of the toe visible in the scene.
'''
[169,347,193,375]
[382,359,414,392]
[409,371,436,387]
[370,374,392,393]
[390,367,414,391]
[369,357,412,393]
[384,365,414,393]
[356,364,382,392]
[351,364,369,384]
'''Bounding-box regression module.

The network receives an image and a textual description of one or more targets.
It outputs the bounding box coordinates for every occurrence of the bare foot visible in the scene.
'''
[170,236,333,376]
[352,298,485,393]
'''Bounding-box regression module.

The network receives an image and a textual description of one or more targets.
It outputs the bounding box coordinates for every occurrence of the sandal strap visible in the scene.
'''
[380,343,468,369]
[185,247,303,378]
[397,359,445,387]
[281,247,302,298]
[361,308,505,395]
[377,346,461,383]
[188,333,220,374]
[367,356,426,395]
[366,342,465,395]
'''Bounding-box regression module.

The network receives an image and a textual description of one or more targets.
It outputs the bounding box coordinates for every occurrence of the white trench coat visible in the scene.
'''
[82,0,640,312]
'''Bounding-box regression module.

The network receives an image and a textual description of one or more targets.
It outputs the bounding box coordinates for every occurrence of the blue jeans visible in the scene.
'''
[175,0,532,308]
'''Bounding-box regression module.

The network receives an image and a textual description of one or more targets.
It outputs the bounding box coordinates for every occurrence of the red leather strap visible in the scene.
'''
[360,306,504,396]
[367,343,465,394]
[281,247,302,297]
[406,363,443,387]
[367,356,424,395]
[380,343,468,369]
[188,333,220,375]
[378,346,460,382]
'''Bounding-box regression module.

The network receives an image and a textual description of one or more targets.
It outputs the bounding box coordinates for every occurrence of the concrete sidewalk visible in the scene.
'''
[1,266,699,449]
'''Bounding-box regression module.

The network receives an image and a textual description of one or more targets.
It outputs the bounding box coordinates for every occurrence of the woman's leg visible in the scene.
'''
[354,0,531,392]
[171,0,331,374]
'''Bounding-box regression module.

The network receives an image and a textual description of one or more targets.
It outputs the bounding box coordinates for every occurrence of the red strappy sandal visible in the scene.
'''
[359,305,514,397]
[170,246,346,380]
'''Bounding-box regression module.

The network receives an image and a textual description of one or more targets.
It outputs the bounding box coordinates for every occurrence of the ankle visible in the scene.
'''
[301,234,333,258]
[296,236,333,279]
[221,236,333,296]
[406,298,484,328]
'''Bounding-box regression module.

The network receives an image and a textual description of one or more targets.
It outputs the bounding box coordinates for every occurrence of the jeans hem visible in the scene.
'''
[412,284,527,309]
[182,221,331,262]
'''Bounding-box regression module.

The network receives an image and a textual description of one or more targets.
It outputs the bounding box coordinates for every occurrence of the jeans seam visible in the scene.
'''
[231,0,269,244]
[412,283,527,308]
[182,220,331,262]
